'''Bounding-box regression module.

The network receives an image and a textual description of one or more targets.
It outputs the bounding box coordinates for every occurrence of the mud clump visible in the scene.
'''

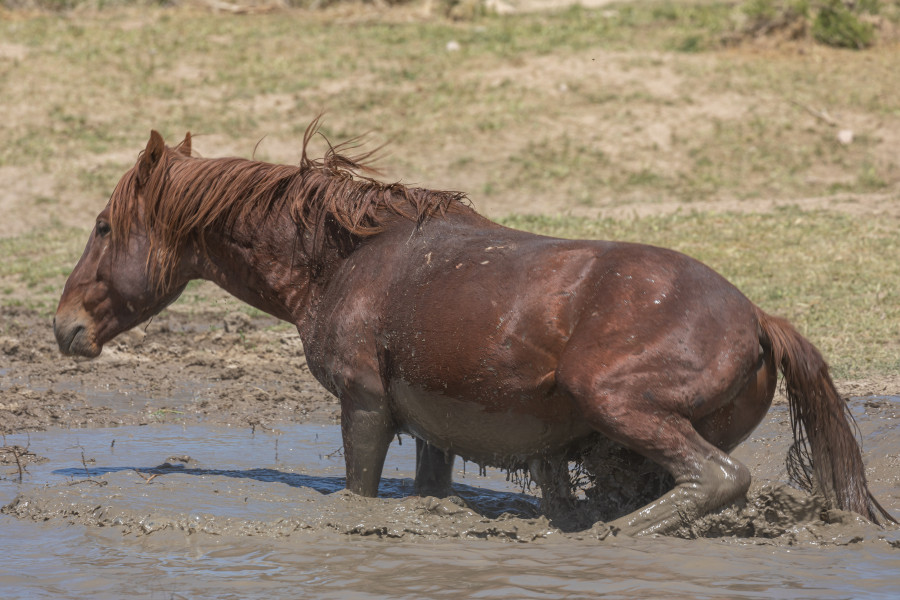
[0,445,48,466]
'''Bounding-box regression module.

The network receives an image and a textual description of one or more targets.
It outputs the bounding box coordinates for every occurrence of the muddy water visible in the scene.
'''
[2,398,899,599]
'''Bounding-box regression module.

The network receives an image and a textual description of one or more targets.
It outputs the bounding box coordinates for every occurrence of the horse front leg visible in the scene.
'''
[341,401,396,497]
[414,439,455,497]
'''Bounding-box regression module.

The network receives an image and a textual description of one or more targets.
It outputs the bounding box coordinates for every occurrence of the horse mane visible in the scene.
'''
[108,118,469,290]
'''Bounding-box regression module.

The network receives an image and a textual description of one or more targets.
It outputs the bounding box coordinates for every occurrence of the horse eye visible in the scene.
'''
[96,221,111,237]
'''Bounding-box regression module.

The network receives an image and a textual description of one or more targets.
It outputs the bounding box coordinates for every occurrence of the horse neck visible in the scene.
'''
[190,206,318,324]
[183,178,481,326]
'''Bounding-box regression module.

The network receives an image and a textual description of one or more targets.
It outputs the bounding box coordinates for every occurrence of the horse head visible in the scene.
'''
[54,131,193,357]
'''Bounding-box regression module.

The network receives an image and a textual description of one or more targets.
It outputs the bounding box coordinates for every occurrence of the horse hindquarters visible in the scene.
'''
[554,299,773,536]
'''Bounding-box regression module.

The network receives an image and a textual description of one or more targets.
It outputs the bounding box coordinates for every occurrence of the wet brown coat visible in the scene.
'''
[54,126,894,535]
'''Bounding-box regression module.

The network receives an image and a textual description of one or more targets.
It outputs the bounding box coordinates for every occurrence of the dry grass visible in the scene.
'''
[1,0,898,377]
[1,1,898,230]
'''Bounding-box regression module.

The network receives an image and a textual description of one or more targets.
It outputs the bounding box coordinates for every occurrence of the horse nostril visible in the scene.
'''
[70,325,85,345]
[56,322,85,354]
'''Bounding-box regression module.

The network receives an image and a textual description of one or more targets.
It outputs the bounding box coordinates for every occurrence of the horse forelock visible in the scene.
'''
[106,120,470,291]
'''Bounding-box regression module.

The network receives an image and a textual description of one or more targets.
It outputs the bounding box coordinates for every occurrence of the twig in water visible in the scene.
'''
[1,440,35,483]
[13,447,24,482]
[67,479,108,487]
[134,469,159,484]
[325,446,344,459]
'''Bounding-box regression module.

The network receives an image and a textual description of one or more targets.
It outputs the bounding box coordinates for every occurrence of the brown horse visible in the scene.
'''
[54,122,894,535]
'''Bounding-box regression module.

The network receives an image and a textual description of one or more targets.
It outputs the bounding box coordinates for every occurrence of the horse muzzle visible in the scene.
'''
[53,313,102,358]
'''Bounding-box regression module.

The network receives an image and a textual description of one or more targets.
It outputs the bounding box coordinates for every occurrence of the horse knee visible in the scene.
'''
[722,457,751,501]
[689,453,751,510]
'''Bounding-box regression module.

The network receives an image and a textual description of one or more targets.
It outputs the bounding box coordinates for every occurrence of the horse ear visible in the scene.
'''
[176,132,192,157]
[138,130,166,187]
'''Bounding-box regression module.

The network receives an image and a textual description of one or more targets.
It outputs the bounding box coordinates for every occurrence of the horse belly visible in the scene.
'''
[389,379,592,468]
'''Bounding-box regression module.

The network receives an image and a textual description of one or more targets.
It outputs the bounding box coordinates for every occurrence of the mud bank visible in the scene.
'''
[2,304,899,542]
[1,305,341,433]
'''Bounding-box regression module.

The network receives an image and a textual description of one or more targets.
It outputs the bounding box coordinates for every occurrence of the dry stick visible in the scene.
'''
[12,446,25,483]
[201,0,284,14]
[1,445,30,483]
[789,99,839,127]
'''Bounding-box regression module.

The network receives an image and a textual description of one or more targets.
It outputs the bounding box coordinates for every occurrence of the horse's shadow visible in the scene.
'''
[53,462,544,520]
[56,463,347,494]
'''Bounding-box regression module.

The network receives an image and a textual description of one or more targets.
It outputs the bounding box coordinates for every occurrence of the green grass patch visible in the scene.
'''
[812,0,877,49]
[0,227,87,314]
[1,2,898,209]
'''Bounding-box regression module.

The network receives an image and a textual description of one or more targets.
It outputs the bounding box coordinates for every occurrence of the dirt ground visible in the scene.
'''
[1,2,899,237]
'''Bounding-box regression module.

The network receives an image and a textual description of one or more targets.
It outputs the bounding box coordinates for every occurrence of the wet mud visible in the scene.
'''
[1,305,899,598]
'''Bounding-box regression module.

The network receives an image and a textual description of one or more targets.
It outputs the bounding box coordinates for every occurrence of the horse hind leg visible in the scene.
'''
[415,439,455,497]
[612,429,750,537]
[529,455,577,518]
[563,385,751,536]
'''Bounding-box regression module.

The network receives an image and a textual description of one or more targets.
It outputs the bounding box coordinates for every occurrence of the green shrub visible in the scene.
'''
[812,0,876,48]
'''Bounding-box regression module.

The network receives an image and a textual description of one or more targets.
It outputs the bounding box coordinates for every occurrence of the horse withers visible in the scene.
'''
[54,123,894,535]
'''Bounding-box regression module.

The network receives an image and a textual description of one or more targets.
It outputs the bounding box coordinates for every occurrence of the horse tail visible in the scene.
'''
[754,306,896,525]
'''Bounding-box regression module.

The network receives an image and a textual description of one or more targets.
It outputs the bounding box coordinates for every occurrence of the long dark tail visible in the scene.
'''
[755,307,896,525]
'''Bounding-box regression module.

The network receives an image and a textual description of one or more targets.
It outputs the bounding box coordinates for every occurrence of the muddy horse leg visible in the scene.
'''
[559,362,757,535]
[341,406,395,497]
[604,414,750,536]
[561,383,752,536]
[415,439,455,497]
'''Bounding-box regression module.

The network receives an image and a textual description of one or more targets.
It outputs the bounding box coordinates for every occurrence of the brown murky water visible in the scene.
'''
[1,309,899,598]
[2,399,899,599]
